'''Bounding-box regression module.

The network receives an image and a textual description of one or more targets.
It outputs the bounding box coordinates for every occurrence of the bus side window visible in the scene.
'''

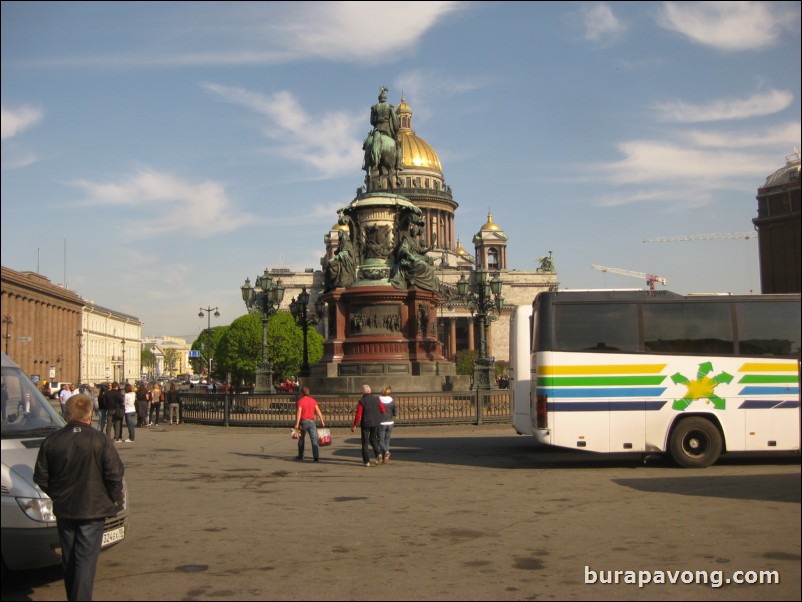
[737,301,800,356]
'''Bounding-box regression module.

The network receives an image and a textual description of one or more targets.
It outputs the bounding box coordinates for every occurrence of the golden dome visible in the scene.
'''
[399,131,442,171]
[481,212,502,231]
[455,238,470,256]
[396,96,442,172]
[331,222,350,232]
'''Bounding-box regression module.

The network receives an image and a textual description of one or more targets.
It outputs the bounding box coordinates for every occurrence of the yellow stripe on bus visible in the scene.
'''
[538,364,667,375]
[738,362,798,373]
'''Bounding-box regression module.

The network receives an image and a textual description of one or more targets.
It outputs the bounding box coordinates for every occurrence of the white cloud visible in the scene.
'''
[656,1,796,51]
[71,169,258,240]
[26,2,465,68]
[575,3,627,44]
[600,140,768,186]
[681,122,801,148]
[1,104,43,140]
[202,83,363,177]
[272,1,465,64]
[654,89,794,123]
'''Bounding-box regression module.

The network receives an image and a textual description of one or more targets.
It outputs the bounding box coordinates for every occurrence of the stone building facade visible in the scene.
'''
[2,265,142,385]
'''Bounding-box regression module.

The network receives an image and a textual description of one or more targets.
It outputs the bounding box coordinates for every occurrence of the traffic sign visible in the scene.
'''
[189,350,201,358]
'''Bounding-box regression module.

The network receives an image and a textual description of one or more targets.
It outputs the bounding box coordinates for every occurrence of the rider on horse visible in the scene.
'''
[364,86,403,174]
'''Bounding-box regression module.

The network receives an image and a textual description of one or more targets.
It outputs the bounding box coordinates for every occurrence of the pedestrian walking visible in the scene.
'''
[33,393,125,601]
[293,386,326,462]
[107,382,125,442]
[135,383,149,427]
[149,383,163,426]
[351,384,386,466]
[122,383,136,442]
[166,383,181,424]
[378,386,397,464]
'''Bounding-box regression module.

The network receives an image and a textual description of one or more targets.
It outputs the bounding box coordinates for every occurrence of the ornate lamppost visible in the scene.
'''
[289,286,325,377]
[77,330,83,385]
[241,269,285,394]
[2,315,12,356]
[456,268,504,390]
[120,339,126,384]
[198,306,220,378]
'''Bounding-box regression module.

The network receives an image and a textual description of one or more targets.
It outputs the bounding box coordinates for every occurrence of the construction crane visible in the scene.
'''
[643,232,756,243]
[590,264,668,291]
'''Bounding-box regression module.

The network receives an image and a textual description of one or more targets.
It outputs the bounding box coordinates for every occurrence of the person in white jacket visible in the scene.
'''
[378,386,397,464]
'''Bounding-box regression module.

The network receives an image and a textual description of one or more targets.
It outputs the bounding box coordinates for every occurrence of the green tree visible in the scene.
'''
[141,349,155,377]
[202,312,326,386]
[215,314,262,386]
[163,348,178,376]
[266,312,324,381]
[455,349,479,375]
[191,326,228,380]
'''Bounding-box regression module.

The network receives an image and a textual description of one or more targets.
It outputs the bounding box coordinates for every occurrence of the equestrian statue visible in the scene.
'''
[363,86,403,191]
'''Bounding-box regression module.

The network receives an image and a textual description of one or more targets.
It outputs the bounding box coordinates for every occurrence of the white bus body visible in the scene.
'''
[527,290,800,467]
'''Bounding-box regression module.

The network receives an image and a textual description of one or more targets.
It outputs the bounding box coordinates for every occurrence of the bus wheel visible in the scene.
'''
[669,417,722,468]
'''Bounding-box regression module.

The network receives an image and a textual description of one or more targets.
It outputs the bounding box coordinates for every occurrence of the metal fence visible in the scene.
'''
[178,390,511,427]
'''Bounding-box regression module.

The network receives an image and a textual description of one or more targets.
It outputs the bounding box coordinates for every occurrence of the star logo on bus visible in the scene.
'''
[670,361,733,411]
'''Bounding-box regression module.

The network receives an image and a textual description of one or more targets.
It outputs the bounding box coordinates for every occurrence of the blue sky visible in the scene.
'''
[2,1,800,338]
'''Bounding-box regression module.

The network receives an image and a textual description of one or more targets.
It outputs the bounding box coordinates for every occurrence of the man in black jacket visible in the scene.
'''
[351,384,386,466]
[34,394,125,601]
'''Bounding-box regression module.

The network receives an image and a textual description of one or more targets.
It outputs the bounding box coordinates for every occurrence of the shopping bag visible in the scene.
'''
[317,428,332,446]
[290,428,301,440]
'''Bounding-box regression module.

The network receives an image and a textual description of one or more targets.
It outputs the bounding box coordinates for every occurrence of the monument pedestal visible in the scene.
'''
[308,285,469,393]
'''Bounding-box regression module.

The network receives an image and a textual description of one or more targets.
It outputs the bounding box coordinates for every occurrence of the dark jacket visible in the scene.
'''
[106,387,125,417]
[353,394,385,428]
[34,422,125,520]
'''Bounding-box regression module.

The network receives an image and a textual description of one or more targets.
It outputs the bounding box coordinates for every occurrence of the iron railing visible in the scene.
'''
[178,390,511,427]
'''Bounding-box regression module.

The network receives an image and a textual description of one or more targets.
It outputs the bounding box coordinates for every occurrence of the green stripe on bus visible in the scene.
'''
[738,374,799,384]
[537,376,667,387]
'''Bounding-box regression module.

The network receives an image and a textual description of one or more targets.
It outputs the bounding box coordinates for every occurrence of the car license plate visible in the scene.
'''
[102,526,125,547]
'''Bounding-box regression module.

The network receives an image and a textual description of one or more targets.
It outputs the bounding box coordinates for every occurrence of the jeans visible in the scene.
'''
[379,423,394,456]
[97,408,111,437]
[360,426,382,463]
[149,402,161,425]
[124,413,136,441]
[57,518,105,601]
[298,420,319,460]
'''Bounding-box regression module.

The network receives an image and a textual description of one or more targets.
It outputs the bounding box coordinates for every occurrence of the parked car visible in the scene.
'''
[1,353,128,579]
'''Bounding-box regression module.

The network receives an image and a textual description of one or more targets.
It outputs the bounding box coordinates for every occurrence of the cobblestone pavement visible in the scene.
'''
[3,423,800,600]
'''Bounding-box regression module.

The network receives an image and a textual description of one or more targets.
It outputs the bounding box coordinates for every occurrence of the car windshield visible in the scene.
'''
[1,365,65,438]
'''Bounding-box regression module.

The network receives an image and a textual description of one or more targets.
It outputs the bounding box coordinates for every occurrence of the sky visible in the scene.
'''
[2,1,800,339]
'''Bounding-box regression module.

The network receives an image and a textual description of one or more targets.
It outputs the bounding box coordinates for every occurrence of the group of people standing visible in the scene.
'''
[95,382,181,442]
[293,383,397,466]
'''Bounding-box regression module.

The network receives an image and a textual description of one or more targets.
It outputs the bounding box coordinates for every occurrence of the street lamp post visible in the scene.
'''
[198,306,221,379]
[120,339,126,384]
[77,330,83,385]
[456,268,504,390]
[289,287,325,377]
[2,315,12,356]
[241,269,285,394]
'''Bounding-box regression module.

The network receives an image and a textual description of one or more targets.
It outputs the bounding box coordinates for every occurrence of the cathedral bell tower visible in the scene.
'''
[472,212,508,272]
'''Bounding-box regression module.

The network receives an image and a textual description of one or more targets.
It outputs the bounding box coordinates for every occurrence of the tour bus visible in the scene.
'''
[523,290,800,467]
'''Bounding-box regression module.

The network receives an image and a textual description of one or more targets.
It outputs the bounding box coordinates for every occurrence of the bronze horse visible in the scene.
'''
[363,131,398,190]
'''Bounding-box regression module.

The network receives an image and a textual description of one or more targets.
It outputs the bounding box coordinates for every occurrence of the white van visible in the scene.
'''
[1,353,128,577]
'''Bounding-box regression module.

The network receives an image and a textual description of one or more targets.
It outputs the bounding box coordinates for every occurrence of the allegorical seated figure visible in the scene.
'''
[324,229,356,291]
[390,224,439,292]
